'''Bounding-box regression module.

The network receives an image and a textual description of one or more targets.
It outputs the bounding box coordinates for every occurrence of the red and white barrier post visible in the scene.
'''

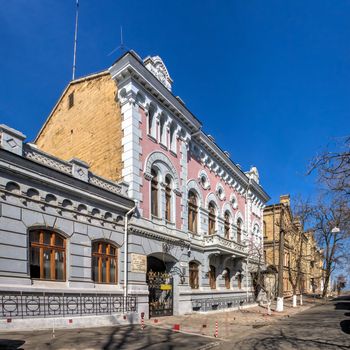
[141,312,145,330]
[214,320,218,338]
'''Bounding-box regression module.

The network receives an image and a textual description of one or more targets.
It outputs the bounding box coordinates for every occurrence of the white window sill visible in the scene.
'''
[31,280,69,289]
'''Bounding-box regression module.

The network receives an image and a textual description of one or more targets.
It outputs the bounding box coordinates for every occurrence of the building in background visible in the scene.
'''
[263,195,324,297]
[33,51,270,317]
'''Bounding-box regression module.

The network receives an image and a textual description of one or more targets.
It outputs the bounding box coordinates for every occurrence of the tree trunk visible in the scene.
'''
[292,294,297,307]
[322,271,331,298]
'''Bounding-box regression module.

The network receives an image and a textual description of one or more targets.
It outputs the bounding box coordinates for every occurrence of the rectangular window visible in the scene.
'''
[165,188,171,221]
[68,92,74,109]
[238,274,242,289]
[189,262,199,289]
[209,266,216,289]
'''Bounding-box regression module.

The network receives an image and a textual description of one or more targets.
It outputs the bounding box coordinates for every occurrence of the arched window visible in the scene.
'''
[29,229,66,281]
[224,268,231,289]
[165,175,172,222]
[151,168,159,217]
[188,190,198,234]
[209,265,216,289]
[189,261,199,289]
[92,241,118,284]
[224,211,231,239]
[208,202,216,235]
[237,218,243,244]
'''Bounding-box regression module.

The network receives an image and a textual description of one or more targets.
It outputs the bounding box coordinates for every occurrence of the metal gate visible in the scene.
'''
[147,271,173,317]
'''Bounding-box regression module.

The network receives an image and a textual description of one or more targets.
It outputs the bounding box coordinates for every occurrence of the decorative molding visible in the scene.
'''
[144,151,180,191]
[89,174,123,195]
[144,55,173,91]
[24,145,72,175]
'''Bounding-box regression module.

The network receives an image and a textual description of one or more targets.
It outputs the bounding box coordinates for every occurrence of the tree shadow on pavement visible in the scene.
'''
[102,325,208,350]
[0,339,25,350]
[333,295,350,336]
[234,329,350,350]
[340,320,350,335]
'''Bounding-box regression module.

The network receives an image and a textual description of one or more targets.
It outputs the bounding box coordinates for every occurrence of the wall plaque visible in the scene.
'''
[131,253,147,273]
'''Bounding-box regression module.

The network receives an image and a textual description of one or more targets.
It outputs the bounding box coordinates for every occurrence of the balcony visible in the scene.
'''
[203,234,248,256]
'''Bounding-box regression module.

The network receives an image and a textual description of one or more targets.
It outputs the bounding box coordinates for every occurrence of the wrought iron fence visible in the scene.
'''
[192,295,255,312]
[0,291,137,319]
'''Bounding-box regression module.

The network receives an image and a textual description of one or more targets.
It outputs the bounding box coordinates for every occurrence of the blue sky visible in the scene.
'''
[1,0,350,204]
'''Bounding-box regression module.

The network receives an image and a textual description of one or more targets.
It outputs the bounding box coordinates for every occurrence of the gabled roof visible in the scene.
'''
[34,70,109,142]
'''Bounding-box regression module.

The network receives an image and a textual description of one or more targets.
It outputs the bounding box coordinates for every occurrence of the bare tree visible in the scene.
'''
[309,136,350,200]
[246,236,276,315]
[312,197,350,298]
[336,274,347,296]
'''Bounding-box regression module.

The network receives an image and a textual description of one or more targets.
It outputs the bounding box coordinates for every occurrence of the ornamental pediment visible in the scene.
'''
[144,55,173,91]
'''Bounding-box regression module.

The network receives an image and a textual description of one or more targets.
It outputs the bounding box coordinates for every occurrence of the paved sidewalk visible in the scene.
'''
[0,296,326,349]
[145,295,325,340]
[0,324,218,350]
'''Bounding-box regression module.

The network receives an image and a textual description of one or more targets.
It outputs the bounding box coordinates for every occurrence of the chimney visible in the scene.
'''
[280,194,290,206]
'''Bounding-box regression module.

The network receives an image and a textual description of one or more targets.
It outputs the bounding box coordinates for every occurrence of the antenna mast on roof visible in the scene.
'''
[108,26,128,56]
[72,0,79,80]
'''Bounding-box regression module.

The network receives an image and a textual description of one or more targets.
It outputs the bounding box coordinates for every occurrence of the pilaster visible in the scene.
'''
[119,83,143,204]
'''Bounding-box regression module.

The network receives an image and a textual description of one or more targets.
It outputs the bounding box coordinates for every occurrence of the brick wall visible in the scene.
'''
[36,73,123,181]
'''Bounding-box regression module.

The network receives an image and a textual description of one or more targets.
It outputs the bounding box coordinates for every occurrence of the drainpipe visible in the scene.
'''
[246,255,249,301]
[124,204,137,299]
[245,178,252,301]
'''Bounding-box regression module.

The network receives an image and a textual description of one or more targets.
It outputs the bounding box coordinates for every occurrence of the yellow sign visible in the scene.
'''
[160,284,172,291]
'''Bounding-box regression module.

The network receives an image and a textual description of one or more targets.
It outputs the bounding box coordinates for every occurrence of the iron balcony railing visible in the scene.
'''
[0,291,137,319]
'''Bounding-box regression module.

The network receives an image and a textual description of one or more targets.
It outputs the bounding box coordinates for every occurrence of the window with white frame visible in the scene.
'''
[151,168,159,217]
[188,190,198,234]
[208,201,217,235]
[237,218,243,244]
[165,175,173,222]
[224,211,231,239]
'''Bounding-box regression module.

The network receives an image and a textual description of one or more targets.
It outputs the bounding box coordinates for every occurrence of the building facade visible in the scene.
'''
[2,51,270,320]
[263,195,324,297]
[0,125,140,328]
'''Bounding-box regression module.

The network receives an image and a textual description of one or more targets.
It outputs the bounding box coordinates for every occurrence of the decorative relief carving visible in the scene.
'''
[89,175,122,195]
[144,56,173,91]
[24,146,72,175]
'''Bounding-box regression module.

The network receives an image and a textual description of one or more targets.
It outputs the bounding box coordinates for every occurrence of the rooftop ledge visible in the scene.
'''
[0,124,129,198]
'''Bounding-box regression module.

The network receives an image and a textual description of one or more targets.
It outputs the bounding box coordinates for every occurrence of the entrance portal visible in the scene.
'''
[147,255,173,317]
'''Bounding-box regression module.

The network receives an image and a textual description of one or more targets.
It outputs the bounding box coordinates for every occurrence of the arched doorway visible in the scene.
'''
[147,253,175,317]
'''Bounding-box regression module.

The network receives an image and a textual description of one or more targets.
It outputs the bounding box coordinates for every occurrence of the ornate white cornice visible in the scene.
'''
[109,52,270,204]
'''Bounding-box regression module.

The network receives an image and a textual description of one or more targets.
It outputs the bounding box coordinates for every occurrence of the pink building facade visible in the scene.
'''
[110,52,270,316]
